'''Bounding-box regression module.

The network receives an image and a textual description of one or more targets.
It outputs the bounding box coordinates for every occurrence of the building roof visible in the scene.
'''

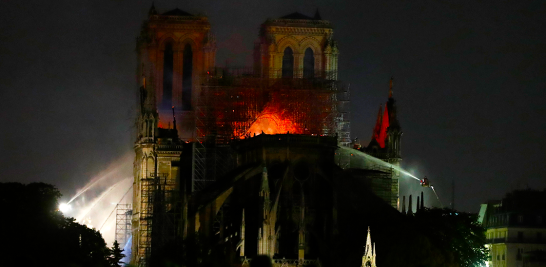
[162,8,193,16]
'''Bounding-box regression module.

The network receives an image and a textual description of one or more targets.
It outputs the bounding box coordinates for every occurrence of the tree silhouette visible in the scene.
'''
[109,240,125,267]
[0,182,118,267]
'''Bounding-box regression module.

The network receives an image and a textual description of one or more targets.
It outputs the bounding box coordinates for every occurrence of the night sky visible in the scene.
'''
[1,0,545,213]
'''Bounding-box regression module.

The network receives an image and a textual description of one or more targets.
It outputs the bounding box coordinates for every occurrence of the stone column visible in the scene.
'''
[294,53,303,78]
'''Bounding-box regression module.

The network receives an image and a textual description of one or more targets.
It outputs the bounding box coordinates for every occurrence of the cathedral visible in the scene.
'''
[131,4,401,267]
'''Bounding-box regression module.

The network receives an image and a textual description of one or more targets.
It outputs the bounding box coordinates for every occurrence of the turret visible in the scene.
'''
[386,77,403,160]
[362,227,377,267]
[408,195,413,216]
[401,196,406,214]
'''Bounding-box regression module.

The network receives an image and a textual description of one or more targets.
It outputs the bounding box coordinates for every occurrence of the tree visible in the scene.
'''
[109,240,126,267]
[414,208,488,267]
[0,182,116,267]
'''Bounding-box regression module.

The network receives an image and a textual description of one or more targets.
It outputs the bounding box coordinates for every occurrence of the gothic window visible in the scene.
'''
[303,48,315,78]
[162,42,174,109]
[182,43,193,110]
[282,47,294,78]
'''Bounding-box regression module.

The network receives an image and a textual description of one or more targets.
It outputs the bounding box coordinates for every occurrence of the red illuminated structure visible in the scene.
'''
[365,77,402,159]
[195,71,350,145]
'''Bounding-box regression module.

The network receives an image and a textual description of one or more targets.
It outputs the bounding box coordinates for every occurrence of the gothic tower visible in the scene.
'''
[254,10,339,80]
[132,4,216,265]
[385,78,402,210]
[366,78,403,209]
[137,4,216,140]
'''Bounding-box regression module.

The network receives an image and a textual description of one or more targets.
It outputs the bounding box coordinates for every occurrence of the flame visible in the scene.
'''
[245,106,298,137]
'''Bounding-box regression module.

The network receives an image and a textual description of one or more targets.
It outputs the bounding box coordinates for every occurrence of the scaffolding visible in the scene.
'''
[196,75,349,139]
[138,173,179,267]
[189,71,350,193]
[115,204,132,248]
[196,68,350,140]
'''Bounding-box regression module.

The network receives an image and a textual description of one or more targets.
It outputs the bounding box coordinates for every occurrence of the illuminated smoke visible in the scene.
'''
[67,153,133,205]
[61,153,133,246]
[75,178,127,222]
[67,168,116,204]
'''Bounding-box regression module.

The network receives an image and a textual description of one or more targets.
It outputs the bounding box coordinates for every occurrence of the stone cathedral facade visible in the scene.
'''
[131,4,399,266]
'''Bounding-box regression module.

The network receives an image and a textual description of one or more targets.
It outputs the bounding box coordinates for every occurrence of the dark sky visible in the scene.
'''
[1,0,545,212]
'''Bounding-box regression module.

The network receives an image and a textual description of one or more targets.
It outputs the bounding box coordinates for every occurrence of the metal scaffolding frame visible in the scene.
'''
[189,73,350,193]
[197,70,350,141]
[137,173,179,267]
[115,204,132,248]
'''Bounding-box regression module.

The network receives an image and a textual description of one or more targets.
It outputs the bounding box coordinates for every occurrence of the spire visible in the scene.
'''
[421,191,424,210]
[401,196,406,214]
[371,105,383,142]
[171,106,176,129]
[378,105,389,148]
[314,8,322,20]
[363,227,376,267]
[148,2,157,16]
[386,76,400,129]
[389,76,393,98]
[408,195,413,216]
[365,226,372,257]
[416,196,420,212]
[372,242,377,266]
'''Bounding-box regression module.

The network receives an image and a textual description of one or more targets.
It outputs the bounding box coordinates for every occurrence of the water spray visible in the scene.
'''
[66,152,133,205]
[430,185,443,208]
[76,178,126,222]
[67,168,119,205]
[99,184,133,231]
[339,146,421,181]
[339,147,447,208]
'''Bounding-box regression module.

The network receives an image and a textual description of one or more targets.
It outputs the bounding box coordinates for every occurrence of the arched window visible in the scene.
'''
[303,48,315,78]
[282,47,294,78]
[162,42,174,109]
[182,43,193,110]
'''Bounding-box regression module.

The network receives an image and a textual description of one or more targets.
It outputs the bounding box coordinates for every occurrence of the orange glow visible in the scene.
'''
[245,106,298,137]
